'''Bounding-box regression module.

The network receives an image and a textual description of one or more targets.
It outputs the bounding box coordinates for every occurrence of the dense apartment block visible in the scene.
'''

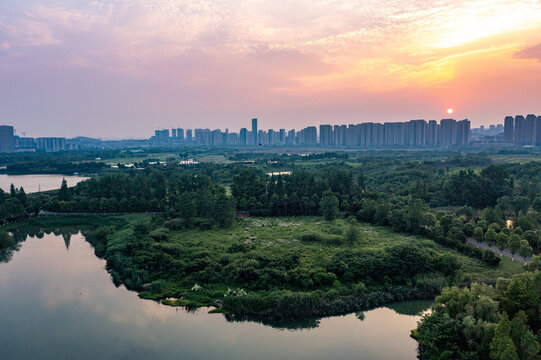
[148,118,472,148]
[504,114,541,146]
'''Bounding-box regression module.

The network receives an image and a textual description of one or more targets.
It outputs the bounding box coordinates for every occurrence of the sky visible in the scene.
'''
[1,0,541,138]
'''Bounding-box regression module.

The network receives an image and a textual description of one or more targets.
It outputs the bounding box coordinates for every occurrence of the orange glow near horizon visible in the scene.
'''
[1,1,541,136]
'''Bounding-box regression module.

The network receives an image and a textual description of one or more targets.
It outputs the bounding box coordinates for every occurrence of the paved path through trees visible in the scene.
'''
[467,237,530,264]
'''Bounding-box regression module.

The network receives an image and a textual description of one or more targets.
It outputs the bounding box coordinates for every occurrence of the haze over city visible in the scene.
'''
[2,0,541,138]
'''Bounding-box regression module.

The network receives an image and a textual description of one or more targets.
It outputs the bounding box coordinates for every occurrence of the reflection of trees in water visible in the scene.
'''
[384,299,433,316]
[0,225,82,261]
[224,313,320,330]
[62,233,72,250]
[0,231,21,263]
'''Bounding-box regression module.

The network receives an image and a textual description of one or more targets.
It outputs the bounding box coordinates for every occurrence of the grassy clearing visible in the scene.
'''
[487,154,541,164]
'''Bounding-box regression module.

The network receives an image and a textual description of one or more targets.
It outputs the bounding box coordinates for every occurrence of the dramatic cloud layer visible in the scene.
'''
[1,0,541,137]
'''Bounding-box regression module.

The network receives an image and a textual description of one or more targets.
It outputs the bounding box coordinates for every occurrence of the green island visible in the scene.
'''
[1,147,540,359]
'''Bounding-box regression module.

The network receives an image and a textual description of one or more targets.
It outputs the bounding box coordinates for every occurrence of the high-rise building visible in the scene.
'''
[15,136,36,151]
[409,120,427,146]
[171,128,177,138]
[251,118,258,145]
[186,129,193,142]
[514,115,525,145]
[36,137,66,152]
[155,129,169,139]
[286,129,295,145]
[177,128,184,141]
[0,125,15,153]
[268,129,274,146]
[440,119,457,147]
[427,120,439,146]
[525,114,536,145]
[319,125,332,146]
[279,129,285,145]
[211,129,222,145]
[536,116,541,146]
[504,116,514,143]
[299,126,317,145]
[456,119,470,146]
[239,128,247,145]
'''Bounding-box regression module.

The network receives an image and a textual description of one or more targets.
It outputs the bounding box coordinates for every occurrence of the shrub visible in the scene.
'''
[149,227,169,241]
[164,219,185,230]
[414,273,448,295]
[300,232,324,243]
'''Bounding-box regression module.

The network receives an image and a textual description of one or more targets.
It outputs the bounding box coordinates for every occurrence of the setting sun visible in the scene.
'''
[447,108,454,114]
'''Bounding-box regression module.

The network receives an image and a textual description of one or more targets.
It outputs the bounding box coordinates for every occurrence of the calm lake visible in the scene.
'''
[0,174,89,193]
[0,232,431,360]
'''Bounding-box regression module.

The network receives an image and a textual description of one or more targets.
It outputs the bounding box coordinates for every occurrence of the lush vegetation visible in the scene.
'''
[0,148,539,349]
[413,271,541,360]
[60,215,522,318]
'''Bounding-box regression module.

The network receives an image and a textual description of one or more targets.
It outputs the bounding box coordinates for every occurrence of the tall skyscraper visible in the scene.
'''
[514,115,525,145]
[504,116,514,143]
[0,125,15,153]
[239,128,247,145]
[409,120,427,146]
[536,116,541,146]
[319,125,332,146]
[251,118,258,145]
[186,129,193,142]
[171,128,177,138]
[440,119,457,147]
[268,129,274,146]
[456,119,470,146]
[286,129,295,145]
[177,128,184,141]
[301,126,317,145]
[525,114,536,145]
[427,120,439,146]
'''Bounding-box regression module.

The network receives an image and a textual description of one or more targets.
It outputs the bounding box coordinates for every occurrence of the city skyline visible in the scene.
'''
[2,1,541,137]
[4,113,540,151]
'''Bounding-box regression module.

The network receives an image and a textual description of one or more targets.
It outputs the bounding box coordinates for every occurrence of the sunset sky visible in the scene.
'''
[1,0,541,138]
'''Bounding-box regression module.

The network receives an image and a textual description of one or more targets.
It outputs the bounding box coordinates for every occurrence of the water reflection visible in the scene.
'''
[0,231,429,360]
[0,174,88,194]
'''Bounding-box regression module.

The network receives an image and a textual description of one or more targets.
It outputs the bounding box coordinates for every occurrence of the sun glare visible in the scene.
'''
[447,108,453,114]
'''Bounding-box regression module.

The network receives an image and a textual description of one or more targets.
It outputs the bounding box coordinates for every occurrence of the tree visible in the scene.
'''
[497,232,509,255]
[58,178,70,201]
[344,218,360,244]
[518,240,532,260]
[490,313,519,360]
[213,193,236,227]
[533,197,541,212]
[523,230,539,252]
[473,227,485,242]
[463,222,475,237]
[508,235,521,260]
[511,196,530,216]
[178,192,196,227]
[510,310,540,360]
[17,187,27,206]
[320,191,339,221]
[485,227,498,246]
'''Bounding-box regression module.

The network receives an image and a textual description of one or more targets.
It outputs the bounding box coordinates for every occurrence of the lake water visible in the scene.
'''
[0,232,430,360]
[0,174,89,193]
